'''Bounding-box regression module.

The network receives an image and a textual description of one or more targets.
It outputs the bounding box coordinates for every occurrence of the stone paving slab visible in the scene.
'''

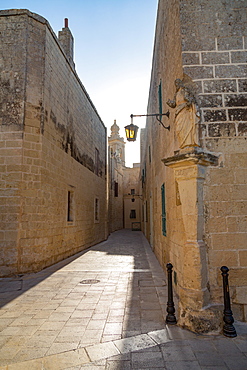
[85,342,120,362]
[0,230,247,369]
[113,333,157,354]
[1,324,245,369]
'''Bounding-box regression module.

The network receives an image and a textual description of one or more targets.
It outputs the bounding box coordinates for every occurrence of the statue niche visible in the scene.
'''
[167,79,200,149]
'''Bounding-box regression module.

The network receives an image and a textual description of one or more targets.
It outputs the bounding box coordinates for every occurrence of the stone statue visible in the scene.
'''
[167,79,200,149]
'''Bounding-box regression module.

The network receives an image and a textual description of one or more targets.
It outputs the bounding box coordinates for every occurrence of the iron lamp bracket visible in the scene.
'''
[130,111,170,131]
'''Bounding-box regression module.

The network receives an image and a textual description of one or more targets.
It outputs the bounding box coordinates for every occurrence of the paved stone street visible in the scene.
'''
[0,230,246,369]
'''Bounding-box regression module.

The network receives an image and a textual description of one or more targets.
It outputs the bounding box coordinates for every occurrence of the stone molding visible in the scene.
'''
[162,148,219,169]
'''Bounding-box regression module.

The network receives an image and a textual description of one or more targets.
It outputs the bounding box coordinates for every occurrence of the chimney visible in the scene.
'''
[58,18,75,69]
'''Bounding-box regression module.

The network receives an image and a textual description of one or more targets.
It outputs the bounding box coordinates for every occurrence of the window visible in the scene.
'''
[94,197,99,222]
[131,189,135,195]
[67,191,74,222]
[142,163,146,187]
[161,183,166,236]
[95,148,99,176]
[130,209,136,219]
[114,181,118,197]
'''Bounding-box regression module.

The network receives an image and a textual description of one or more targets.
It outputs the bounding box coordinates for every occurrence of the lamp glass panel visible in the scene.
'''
[125,124,138,142]
[125,128,130,138]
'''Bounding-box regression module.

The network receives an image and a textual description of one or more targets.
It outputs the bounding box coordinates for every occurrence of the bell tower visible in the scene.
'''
[108,120,125,166]
[108,120,126,233]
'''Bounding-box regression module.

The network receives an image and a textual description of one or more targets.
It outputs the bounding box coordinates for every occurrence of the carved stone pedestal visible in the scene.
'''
[162,148,221,333]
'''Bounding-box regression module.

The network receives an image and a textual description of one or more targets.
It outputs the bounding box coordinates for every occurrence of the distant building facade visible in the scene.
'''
[0,10,107,276]
[108,121,125,232]
[141,0,247,331]
[108,121,141,232]
[123,164,142,231]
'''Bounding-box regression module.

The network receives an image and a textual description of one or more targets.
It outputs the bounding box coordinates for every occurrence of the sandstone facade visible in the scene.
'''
[108,121,141,232]
[108,121,125,233]
[0,10,107,276]
[141,0,247,331]
[123,164,142,230]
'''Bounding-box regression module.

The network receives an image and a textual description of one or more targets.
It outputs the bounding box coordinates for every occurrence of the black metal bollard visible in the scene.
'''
[166,263,177,325]
[220,266,237,338]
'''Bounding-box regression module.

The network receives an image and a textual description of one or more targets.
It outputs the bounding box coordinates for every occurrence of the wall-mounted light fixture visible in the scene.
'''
[125,111,170,142]
[126,193,143,202]
[124,119,139,142]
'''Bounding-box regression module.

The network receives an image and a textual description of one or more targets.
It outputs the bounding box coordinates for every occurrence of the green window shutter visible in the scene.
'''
[161,183,166,236]
[158,80,162,121]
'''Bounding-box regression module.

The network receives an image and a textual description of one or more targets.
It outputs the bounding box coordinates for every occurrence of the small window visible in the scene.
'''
[131,189,135,195]
[149,146,151,163]
[67,191,74,222]
[130,209,136,219]
[114,181,119,197]
[142,164,146,187]
[161,183,166,236]
[94,197,99,222]
[95,148,99,176]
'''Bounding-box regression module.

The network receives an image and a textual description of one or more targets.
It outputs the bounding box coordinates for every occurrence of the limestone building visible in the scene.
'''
[108,121,141,231]
[108,121,125,232]
[141,0,247,331]
[123,164,142,231]
[0,10,107,276]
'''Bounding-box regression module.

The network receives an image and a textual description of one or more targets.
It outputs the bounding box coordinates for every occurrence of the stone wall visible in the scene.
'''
[141,0,247,331]
[141,0,185,277]
[180,0,247,322]
[180,0,247,142]
[0,10,107,276]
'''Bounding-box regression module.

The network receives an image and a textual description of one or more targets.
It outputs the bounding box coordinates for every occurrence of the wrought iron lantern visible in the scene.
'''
[124,116,139,142]
[125,112,170,142]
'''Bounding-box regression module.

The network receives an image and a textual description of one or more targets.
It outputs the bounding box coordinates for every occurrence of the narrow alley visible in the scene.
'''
[0,230,247,369]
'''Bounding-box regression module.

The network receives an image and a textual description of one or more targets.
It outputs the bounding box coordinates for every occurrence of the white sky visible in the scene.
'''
[1,0,158,167]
